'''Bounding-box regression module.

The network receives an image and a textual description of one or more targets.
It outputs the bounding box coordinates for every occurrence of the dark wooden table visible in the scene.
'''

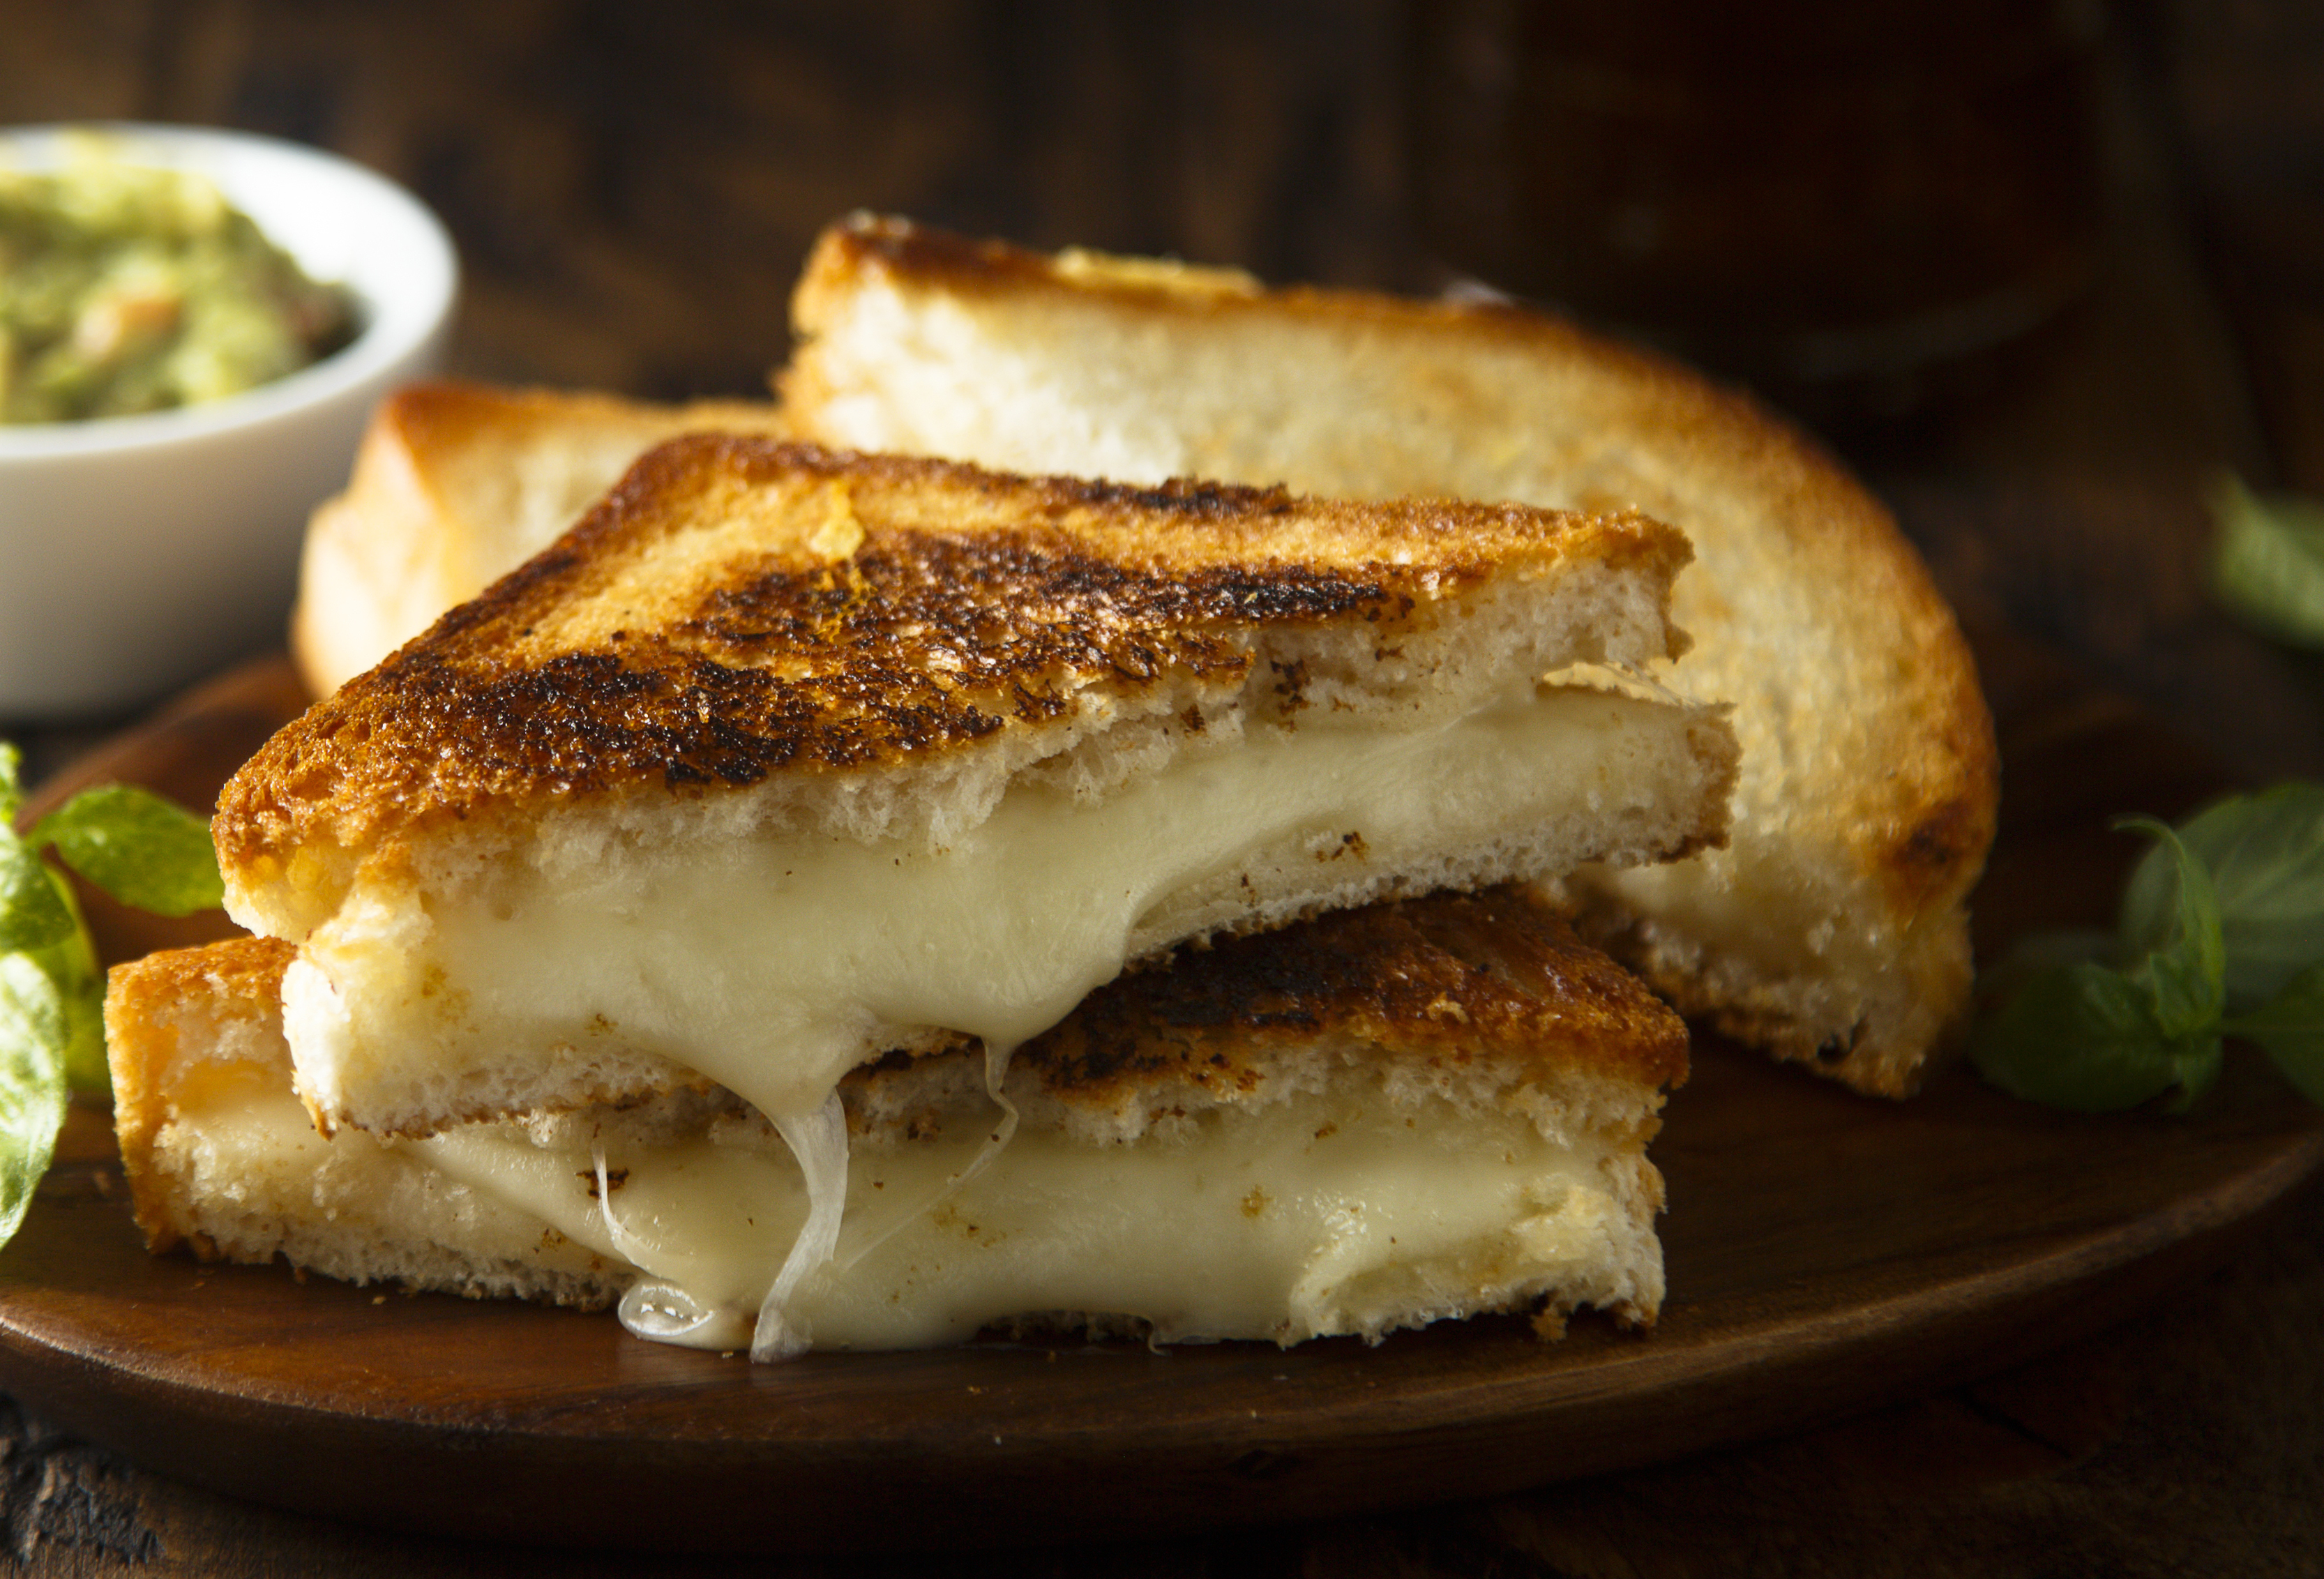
[5,2,2324,1572]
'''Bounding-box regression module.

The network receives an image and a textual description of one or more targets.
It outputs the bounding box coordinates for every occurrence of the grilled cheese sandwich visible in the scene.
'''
[212,437,1734,1354]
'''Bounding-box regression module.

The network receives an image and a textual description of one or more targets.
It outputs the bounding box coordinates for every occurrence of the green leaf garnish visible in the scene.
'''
[31,784,222,916]
[0,748,229,1260]
[2114,817,2224,1042]
[24,870,105,1097]
[2210,475,2324,649]
[0,955,68,1248]
[1971,819,2226,1112]
[2126,783,2324,1014]
[0,838,75,953]
[1970,961,2187,1112]
[1979,785,2324,1114]
[2226,961,2324,1106]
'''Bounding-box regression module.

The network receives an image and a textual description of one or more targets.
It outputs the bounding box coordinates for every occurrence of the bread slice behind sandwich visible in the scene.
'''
[108,890,1684,1351]
[783,214,1998,1096]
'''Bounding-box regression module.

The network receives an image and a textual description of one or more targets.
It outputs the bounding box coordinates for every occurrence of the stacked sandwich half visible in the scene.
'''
[105,216,1995,1359]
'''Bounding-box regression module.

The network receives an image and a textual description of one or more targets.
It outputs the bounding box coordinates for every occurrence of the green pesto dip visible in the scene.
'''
[0,139,356,424]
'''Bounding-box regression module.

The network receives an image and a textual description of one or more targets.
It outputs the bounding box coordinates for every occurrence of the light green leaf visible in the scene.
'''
[0,839,74,953]
[0,742,19,826]
[2128,785,2324,1013]
[1971,961,2187,1112]
[0,955,68,1249]
[2226,960,2324,1106]
[2113,817,2225,1041]
[22,871,104,1097]
[2210,474,2324,649]
[31,784,222,918]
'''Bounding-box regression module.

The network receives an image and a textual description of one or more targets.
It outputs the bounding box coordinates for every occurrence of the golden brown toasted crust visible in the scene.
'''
[222,435,1691,879]
[1018,887,1688,1105]
[379,381,787,460]
[799,213,1804,439]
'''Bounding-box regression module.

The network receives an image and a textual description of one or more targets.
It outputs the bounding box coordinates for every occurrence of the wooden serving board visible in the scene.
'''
[0,656,2316,1555]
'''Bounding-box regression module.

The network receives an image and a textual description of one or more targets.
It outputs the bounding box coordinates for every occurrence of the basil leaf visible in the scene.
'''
[2127,785,2324,1013]
[2160,1032,2226,1114]
[1989,786,2324,1116]
[0,838,74,953]
[2226,961,2324,1105]
[31,784,222,918]
[23,871,105,1097]
[0,955,68,1248]
[1971,961,2187,1112]
[0,742,19,826]
[2210,474,2324,649]
[2113,818,2226,1039]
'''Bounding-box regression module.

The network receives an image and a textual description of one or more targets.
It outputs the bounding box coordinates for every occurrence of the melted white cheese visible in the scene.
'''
[411,1094,1636,1350]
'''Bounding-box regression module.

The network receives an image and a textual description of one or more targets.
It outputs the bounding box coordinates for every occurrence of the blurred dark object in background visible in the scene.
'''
[1411,0,2109,425]
[0,0,1414,402]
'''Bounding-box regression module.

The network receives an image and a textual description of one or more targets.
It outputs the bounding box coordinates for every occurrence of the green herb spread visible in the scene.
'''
[0,138,356,424]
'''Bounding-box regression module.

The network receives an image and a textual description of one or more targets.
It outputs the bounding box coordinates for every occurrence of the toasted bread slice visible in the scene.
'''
[109,891,1684,1350]
[783,214,1999,1096]
[293,382,790,695]
[219,436,1733,1151]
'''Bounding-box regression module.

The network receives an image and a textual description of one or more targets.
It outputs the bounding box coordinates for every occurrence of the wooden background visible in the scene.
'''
[4,0,2324,1572]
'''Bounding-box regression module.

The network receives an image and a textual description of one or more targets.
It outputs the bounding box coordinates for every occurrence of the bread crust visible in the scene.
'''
[225,436,1697,893]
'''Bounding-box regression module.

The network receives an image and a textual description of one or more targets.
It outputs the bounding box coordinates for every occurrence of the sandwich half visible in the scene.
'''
[213,437,1733,1353]
[293,381,790,695]
[110,891,1685,1352]
[782,214,1999,1096]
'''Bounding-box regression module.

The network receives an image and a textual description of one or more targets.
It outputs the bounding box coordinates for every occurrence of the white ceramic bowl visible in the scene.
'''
[0,123,457,717]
